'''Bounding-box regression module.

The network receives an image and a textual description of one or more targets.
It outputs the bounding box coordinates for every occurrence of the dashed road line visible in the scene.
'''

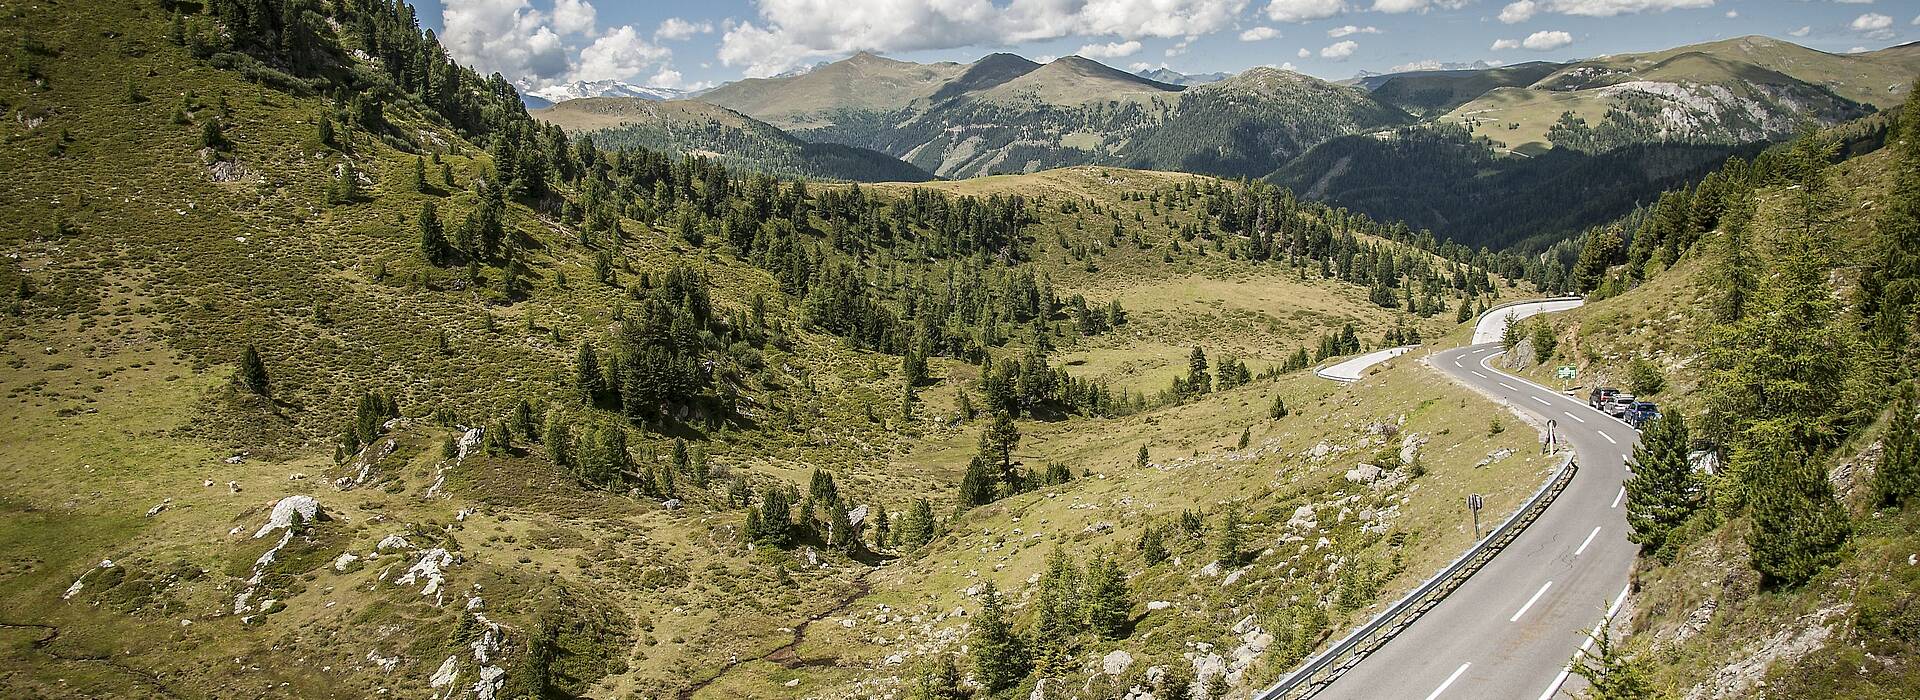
[1510,581,1554,622]
[1562,411,1586,424]
[1612,486,1625,509]
[1531,396,1552,406]
[1575,527,1601,556]
[1471,371,1488,378]
[1598,431,1617,445]
[1425,663,1472,700]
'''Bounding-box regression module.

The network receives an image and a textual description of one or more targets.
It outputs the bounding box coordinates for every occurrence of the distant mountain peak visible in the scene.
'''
[528,80,687,105]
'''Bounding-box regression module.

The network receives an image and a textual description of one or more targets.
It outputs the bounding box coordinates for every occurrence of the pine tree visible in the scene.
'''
[969,582,1028,692]
[911,654,968,700]
[1031,549,1081,673]
[1269,394,1290,419]
[1216,506,1244,567]
[872,501,890,548]
[901,497,936,549]
[1571,621,1656,700]
[237,344,270,396]
[1186,346,1210,395]
[409,154,427,192]
[957,455,996,508]
[575,342,607,407]
[1138,523,1168,566]
[418,202,451,265]
[512,399,538,442]
[1623,413,1700,559]
[1875,382,1920,509]
[1082,552,1129,639]
[543,416,572,469]
[316,114,335,148]
[1136,444,1149,468]
[1705,191,1758,324]
[1747,436,1851,588]
[980,413,1020,487]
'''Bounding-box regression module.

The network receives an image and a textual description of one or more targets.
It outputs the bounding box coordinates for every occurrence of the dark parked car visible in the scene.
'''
[1625,402,1661,429]
[1588,387,1620,410]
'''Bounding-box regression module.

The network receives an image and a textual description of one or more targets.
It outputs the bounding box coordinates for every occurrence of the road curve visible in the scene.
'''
[1317,346,1416,382]
[1473,298,1585,345]
[1302,337,1637,698]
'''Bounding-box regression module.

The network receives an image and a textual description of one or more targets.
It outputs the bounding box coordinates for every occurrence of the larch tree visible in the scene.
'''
[1623,413,1700,559]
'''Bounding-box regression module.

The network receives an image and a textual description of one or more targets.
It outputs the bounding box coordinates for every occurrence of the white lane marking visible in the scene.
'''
[1536,586,1633,700]
[1501,383,1519,391]
[1612,486,1625,509]
[1510,581,1554,622]
[1562,411,1586,424]
[1531,396,1552,406]
[1598,431,1617,445]
[1454,358,1462,368]
[1471,371,1488,378]
[1425,663,1472,700]
[1575,527,1602,556]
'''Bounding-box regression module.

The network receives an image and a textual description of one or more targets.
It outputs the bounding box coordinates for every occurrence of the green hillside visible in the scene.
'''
[1486,96,1920,699]
[1364,61,1562,117]
[0,3,1575,698]
[532,98,934,183]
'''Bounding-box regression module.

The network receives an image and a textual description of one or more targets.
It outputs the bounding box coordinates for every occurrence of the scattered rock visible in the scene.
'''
[146,499,171,517]
[1147,600,1173,611]
[1103,649,1134,675]
[253,495,323,538]
[1345,464,1383,483]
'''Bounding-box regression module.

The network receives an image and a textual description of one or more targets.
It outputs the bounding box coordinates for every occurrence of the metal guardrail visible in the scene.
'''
[1256,452,1580,700]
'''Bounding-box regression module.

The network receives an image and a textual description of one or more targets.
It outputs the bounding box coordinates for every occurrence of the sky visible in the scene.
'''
[406,0,1920,93]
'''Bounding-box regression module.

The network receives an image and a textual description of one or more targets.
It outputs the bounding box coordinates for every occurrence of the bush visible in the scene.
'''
[1627,358,1665,396]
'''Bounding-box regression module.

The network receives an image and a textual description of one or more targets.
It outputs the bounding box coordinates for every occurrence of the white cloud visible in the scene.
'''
[442,0,574,86]
[1372,0,1428,13]
[1166,37,1196,56]
[1298,47,1313,57]
[1539,0,1712,18]
[1129,61,1157,71]
[1523,30,1574,50]
[1281,61,1298,70]
[550,0,596,35]
[1724,10,1736,18]
[1491,38,1521,49]
[1241,26,1284,41]
[1848,46,1870,53]
[572,25,671,82]
[1498,0,1537,23]
[1788,25,1812,37]
[1851,12,1893,31]
[1320,39,1359,59]
[718,0,1251,77]
[1328,25,1381,37]
[1832,0,1874,4]
[655,17,714,41]
[1266,0,1346,23]
[1391,59,1445,71]
[1078,40,1144,58]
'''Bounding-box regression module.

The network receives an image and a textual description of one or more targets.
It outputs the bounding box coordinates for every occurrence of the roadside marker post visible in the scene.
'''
[1468,493,1484,539]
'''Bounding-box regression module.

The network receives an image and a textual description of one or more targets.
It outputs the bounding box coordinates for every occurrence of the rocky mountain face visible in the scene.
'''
[533,98,934,182]
[527,79,690,104]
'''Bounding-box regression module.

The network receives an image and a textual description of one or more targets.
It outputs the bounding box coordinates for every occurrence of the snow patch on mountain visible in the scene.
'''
[528,80,687,104]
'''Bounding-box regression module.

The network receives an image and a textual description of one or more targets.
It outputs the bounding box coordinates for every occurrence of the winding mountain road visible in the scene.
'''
[1281,298,1641,700]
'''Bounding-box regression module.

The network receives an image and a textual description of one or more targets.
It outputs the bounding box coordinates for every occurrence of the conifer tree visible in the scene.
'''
[957,456,996,508]
[1186,346,1211,395]
[543,417,572,469]
[912,654,968,700]
[1747,436,1851,588]
[237,344,270,396]
[901,497,936,549]
[1623,413,1700,559]
[1216,506,1244,567]
[1571,620,1656,700]
[418,202,451,265]
[1269,394,1290,419]
[1875,382,1920,509]
[1082,552,1130,639]
[575,342,607,406]
[1138,523,1168,566]
[969,582,1028,692]
[409,154,427,192]
[1031,549,1081,673]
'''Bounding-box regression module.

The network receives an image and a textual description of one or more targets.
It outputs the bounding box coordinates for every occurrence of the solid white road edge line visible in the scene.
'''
[1599,431,1617,445]
[1511,581,1554,622]
[1612,486,1625,509]
[1536,586,1635,700]
[1575,527,1601,556]
[1425,663,1472,700]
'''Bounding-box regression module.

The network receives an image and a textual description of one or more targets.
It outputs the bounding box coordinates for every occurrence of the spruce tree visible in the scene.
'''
[418,202,451,265]
[1186,346,1210,394]
[1623,413,1700,559]
[1082,552,1130,639]
[409,154,427,192]
[1747,436,1851,588]
[1031,549,1081,673]
[1571,620,1656,700]
[969,582,1028,692]
[575,342,607,406]
[237,344,270,396]
[1216,506,1244,567]
[1875,382,1920,509]
[1138,523,1168,566]
[912,654,968,700]
[1269,394,1290,419]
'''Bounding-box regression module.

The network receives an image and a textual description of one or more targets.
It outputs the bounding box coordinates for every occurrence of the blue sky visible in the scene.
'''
[408,1,1919,92]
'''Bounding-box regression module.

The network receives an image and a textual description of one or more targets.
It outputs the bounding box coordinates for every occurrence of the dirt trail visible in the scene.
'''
[676,572,874,699]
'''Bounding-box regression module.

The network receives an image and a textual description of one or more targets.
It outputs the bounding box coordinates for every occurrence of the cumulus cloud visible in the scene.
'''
[1298,47,1313,57]
[1372,0,1428,13]
[1523,29,1574,49]
[573,25,672,81]
[1788,25,1811,37]
[1320,39,1359,59]
[1851,12,1893,32]
[442,0,573,86]
[1491,38,1521,50]
[1723,9,1735,18]
[1541,0,1712,17]
[550,0,597,35]
[719,0,1252,77]
[655,17,714,41]
[1281,61,1298,70]
[1328,25,1381,37]
[1266,0,1346,23]
[1498,0,1537,23]
[1078,40,1144,58]
[1241,26,1284,41]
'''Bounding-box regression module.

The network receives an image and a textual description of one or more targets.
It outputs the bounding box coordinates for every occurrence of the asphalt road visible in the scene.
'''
[1306,323,1639,699]
[1317,345,1416,382]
